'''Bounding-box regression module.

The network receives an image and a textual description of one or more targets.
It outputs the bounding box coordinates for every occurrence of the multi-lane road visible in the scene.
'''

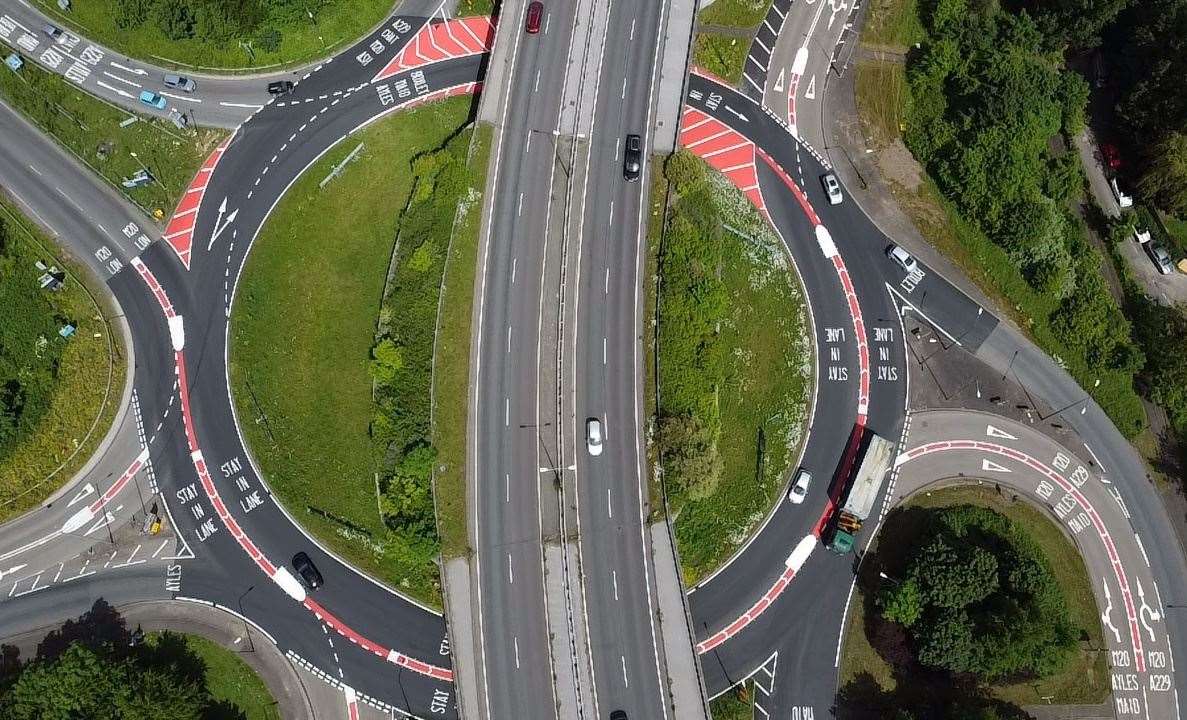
[2,0,1187,718]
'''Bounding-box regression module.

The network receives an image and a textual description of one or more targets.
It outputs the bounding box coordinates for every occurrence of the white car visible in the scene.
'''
[1110,177,1133,209]
[787,468,812,504]
[586,417,603,457]
[887,244,917,273]
[821,173,843,205]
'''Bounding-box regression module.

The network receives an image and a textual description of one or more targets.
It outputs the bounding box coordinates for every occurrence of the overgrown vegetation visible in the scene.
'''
[230,97,478,605]
[901,0,1145,435]
[370,125,485,571]
[838,486,1107,719]
[0,56,224,215]
[0,601,271,719]
[432,125,492,558]
[33,0,397,70]
[0,201,124,523]
[652,151,812,584]
[708,681,755,720]
[691,33,749,85]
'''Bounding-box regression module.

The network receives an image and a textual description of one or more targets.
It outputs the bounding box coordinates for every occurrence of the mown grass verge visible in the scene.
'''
[0,197,125,524]
[838,485,1108,713]
[31,0,397,72]
[0,56,224,216]
[432,124,492,559]
[230,96,478,606]
[700,0,771,28]
[147,632,280,720]
[691,33,749,85]
[649,152,812,586]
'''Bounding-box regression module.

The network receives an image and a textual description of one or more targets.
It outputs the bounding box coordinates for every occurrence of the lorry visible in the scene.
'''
[827,432,895,554]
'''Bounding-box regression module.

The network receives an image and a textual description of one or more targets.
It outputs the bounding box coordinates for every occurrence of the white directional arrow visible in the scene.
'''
[723,105,749,123]
[1136,579,1161,641]
[804,75,817,100]
[981,458,1011,473]
[207,197,240,251]
[986,424,1017,440]
[773,67,786,93]
[0,564,27,582]
[1101,579,1121,643]
[67,483,95,507]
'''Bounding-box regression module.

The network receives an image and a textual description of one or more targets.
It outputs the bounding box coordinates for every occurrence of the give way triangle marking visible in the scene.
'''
[986,424,1017,440]
[981,458,1011,473]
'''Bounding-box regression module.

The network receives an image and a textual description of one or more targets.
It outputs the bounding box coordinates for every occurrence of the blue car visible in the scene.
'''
[138,90,166,110]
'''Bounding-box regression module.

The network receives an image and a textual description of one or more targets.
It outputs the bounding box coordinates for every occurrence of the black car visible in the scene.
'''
[610,712,628,720]
[268,80,294,96]
[292,552,323,589]
[623,134,642,181]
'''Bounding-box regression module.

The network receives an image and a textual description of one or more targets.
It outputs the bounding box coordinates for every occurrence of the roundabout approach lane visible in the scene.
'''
[891,410,1179,720]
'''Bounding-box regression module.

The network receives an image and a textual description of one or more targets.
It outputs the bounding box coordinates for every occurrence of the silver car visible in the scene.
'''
[821,173,843,205]
[164,73,196,92]
[887,244,917,273]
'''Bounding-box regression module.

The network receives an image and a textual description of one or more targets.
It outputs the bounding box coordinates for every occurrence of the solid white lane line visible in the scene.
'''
[612,570,619,600]
[101,71,139,88]
[160,90,201,103]
[219,102,264,108]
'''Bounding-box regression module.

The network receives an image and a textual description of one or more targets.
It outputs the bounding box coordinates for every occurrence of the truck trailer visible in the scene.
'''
[827,432,895,554]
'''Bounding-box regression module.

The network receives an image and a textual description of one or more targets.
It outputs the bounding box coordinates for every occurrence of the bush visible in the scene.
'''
[256,27,283,53]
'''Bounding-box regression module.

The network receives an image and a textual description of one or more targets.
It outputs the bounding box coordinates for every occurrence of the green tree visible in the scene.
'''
[1022,0,1130,49]
[914,538,998,609]
[657,413,722,500]
[879,577,923,627]
[1137,131,1187,215]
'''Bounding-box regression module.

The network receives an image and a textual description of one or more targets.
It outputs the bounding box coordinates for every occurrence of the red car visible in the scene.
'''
[525,1,543,33]
[1102,143,1122,170]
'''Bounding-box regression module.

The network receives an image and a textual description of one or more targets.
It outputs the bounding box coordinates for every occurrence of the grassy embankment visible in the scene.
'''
[692,0,772,84]
[32,0,396,71]
[838,485,1108,711]
[853,0,1146,437]
[230,96,487,606]
[709,681,756,720]
[0,55,224,215]
[646,152,813,585]
[0,198,125,524]
[147,632,280,720]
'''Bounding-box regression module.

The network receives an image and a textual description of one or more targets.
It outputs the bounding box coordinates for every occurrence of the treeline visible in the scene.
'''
[0,602,244,719]
[0,219,66,463]
[905,0,1145,433]
[112,0,327,50]
[369,129,478,570]
[1016,0,1187,216]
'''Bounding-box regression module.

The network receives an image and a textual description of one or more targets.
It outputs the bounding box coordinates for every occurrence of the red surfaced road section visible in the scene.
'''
[163,135,232,271]
[372,16,495,82]
[680,96,879,653]
[900,440,1146,672]
[131,257,453,683]
[678,107,767,217]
